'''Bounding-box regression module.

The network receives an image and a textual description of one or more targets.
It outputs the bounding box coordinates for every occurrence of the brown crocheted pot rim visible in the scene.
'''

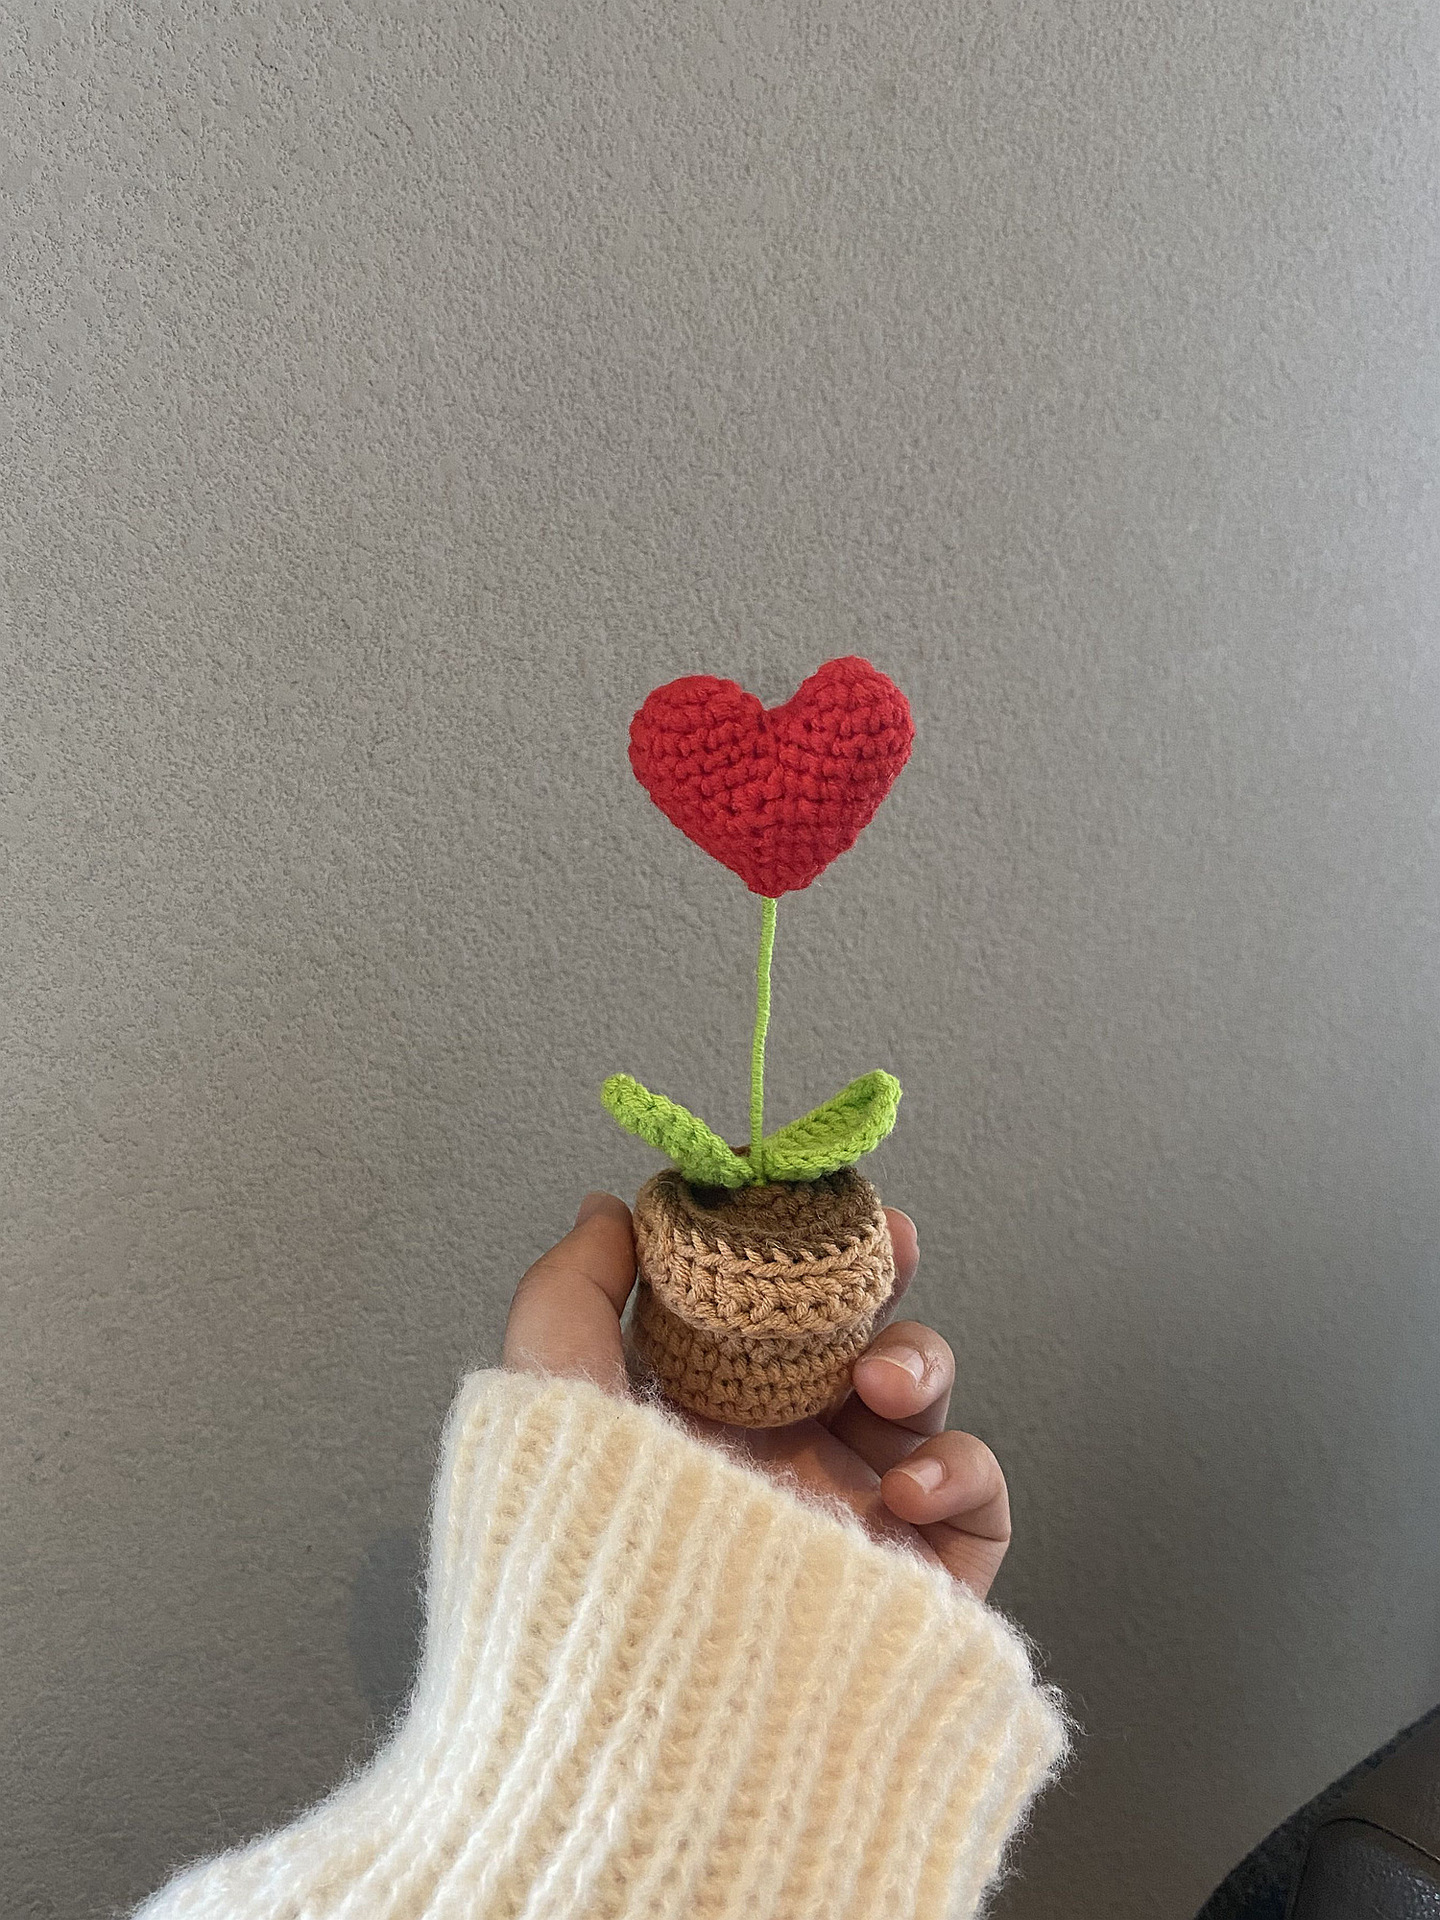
[662,1167,882,1246]
[632,1166,895,1337]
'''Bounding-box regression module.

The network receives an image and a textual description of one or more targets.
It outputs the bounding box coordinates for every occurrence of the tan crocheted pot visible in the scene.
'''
[628,1167,897,1428]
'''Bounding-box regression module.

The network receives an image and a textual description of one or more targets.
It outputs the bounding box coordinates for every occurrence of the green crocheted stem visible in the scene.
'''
[602,895,902,1188]
[748,896,778,1180]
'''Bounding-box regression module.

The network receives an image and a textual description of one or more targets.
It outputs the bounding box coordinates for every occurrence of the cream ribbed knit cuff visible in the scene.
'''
[136,1367,1068,1920]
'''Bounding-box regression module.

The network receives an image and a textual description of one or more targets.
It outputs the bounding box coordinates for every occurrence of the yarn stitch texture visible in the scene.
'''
[627,655,915,896]
[132,1367,1069,1920]
[630,1166,897,1425]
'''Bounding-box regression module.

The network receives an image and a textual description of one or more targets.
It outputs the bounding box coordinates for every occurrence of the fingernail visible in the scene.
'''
[575,1191,611,1225]
[893,1456,946,1493]
[864,1345,926,1385]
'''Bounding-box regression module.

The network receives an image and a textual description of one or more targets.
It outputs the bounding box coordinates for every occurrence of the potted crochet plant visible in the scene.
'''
[603,655,914,1428]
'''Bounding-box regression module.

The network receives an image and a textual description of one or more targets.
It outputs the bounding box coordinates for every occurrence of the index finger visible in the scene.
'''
[502,1192,637,1397]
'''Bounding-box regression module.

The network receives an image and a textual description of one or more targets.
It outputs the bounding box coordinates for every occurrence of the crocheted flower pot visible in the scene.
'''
[629,1167,897,1428]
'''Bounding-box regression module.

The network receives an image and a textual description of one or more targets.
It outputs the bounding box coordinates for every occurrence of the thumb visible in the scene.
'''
[502,1192,637,1398]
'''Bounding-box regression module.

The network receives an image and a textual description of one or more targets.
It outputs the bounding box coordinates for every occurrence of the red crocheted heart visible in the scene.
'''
[628,656,914,896]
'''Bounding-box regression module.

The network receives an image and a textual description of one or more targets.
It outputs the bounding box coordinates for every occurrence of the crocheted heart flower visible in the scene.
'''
[628,655,914,896]
[606,653,912,1199]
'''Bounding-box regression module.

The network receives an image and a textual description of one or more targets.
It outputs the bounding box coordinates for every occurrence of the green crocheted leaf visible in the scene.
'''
[759,1070,902,1182]
[601,1074,756,1188]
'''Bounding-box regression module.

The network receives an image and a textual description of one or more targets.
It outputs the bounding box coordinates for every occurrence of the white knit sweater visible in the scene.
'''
[134,1367,1068,1920]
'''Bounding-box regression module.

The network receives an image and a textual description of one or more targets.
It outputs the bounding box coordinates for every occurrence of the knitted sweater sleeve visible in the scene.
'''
[134,1367,1069,1920]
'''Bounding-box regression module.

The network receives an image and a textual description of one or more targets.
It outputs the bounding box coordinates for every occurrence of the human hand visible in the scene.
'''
[502,1192,1012,1598]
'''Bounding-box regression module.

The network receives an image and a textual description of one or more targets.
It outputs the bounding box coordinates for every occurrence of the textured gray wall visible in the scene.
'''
[4,2,1439,1915]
